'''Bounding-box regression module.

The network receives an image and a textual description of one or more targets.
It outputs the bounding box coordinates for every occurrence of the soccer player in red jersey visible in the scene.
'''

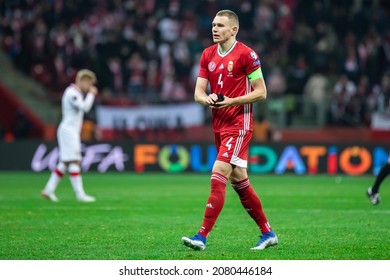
[181,10,278,250]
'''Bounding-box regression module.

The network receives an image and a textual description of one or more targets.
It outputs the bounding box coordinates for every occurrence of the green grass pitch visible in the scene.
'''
[0,172,389,260]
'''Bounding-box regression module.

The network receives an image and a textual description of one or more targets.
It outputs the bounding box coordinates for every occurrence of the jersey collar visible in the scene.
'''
[218,40,237,57]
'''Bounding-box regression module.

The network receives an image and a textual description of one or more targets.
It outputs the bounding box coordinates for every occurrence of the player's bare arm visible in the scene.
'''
[212,77,267,109]
[194,77,220,106]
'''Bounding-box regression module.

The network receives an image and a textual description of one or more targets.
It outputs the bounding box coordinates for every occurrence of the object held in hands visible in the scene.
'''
[213,93,224,106]
[217,93,224,102]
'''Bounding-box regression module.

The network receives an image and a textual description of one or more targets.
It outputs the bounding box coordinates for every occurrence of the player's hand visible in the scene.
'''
[209,94,231,109]
[89,86,98,95]
[203,93,218,106]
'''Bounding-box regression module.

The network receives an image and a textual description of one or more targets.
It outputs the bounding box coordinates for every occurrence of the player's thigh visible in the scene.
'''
[212,160,233,178]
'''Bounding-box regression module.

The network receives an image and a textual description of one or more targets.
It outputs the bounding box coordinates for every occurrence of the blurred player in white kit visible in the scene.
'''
[42,69,98,202]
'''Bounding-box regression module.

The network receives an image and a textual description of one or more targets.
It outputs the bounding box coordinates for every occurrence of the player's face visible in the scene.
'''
[212,16,235,44]
[79,78,94,94]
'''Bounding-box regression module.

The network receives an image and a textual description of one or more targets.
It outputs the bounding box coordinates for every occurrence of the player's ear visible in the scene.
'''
[231,26,238,35]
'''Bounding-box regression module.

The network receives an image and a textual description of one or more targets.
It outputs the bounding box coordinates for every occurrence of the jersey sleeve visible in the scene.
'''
[243,49,262,77]
[69,89,95,113]
[198,50,209,80]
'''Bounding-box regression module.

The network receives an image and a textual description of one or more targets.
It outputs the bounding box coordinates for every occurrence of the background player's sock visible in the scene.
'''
[372,163,390,193]
[198,172,227,238]
[43,162,66,194]
[232,178,272,234]
[68,163,86,198]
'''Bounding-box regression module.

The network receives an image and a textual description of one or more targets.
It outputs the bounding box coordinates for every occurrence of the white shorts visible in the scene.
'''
[57,127,82,162]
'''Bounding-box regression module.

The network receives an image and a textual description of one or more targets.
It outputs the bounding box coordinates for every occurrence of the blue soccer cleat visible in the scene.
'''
[181,233,206,251]
[251,230,278,250]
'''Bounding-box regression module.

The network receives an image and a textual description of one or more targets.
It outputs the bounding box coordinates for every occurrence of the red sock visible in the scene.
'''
[232,178,272,234]
[198,172,228,238]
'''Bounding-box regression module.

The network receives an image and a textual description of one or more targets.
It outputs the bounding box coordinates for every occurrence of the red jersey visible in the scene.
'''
[198,41,261,132]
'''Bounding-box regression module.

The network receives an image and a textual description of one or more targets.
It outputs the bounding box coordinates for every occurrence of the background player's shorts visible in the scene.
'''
[214,129,252,168]
[57,128,82,162]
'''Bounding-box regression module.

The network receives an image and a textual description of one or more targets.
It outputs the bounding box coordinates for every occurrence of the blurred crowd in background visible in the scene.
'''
[1,0,390,127]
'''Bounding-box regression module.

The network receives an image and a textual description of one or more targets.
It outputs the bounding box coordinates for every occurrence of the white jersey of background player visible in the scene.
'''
[42,69,98,202]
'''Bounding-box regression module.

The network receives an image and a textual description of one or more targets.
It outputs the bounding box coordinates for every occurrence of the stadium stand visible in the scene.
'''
[1,0,390,140]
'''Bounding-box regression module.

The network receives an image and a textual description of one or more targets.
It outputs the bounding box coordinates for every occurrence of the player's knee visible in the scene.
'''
[56,162,67,173]
[212,161,232,177]
[68,163,81,173]
[229,167,248,182]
